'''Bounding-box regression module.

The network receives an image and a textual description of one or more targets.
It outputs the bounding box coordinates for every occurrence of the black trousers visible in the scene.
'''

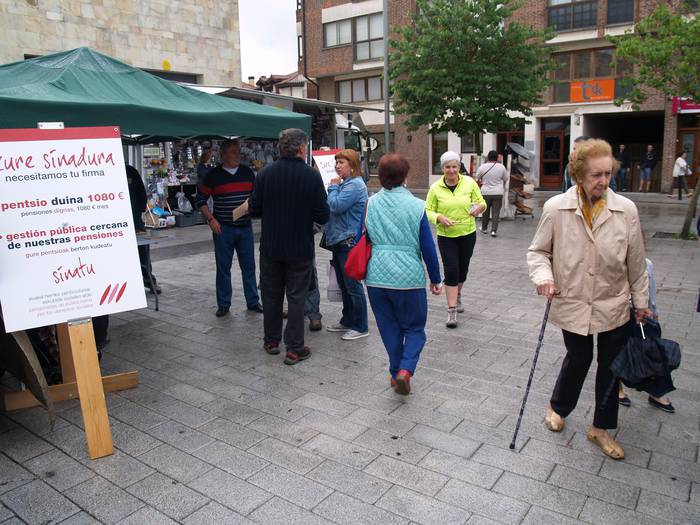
[138,244,157,288]
[437,233,476,286]
[481,195,503,233]
[260,254,312,353]
[551,323,627,429]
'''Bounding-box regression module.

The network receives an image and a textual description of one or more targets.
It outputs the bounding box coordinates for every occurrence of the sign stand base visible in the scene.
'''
[2,320,139,459]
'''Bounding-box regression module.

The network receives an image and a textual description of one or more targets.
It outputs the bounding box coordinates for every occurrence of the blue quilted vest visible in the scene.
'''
[365,186,426,289]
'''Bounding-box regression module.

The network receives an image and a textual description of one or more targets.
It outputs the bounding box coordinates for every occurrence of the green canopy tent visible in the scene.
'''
[0,47,310,141]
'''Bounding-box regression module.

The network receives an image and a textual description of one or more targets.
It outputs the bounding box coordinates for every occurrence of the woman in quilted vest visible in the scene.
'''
[365,154,443,395]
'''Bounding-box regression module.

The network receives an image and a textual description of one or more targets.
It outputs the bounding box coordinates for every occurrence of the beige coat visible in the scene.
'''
[527,187,648,336]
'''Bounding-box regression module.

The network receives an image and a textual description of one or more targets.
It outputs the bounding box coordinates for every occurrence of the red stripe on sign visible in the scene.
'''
[0,126,121,143]
[107,283,120,304]
[211,182,253,195]
[115,282,127,303]
[99,285,112,306]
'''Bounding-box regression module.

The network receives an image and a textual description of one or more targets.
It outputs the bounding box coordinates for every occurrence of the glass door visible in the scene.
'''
[679,131,699,189]
[540,131,565,189]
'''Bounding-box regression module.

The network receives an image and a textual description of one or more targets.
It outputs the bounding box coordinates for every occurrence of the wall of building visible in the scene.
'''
[0,0,241,86]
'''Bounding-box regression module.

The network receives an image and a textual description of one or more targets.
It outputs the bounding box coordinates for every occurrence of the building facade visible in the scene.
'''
[0,0,242,86]
[299,0,699,192]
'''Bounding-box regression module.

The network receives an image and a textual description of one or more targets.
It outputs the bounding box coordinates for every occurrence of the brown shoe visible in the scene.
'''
[263,341,280,355]
[587,427,625,460]
[545,404,564,432]
[309,319,322,331]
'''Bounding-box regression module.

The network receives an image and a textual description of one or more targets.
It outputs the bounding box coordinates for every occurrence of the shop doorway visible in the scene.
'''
[679,115,700,190]
[539,118,570,189]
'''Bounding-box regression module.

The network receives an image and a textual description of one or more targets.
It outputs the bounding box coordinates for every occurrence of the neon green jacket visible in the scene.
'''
[425,175,486,237]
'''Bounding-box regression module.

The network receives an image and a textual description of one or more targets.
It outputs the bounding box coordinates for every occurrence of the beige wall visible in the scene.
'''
[0,0,241,86]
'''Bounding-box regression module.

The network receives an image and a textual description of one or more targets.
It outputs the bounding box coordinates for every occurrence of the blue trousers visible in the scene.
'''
[367,287,427,378]
[331,245,368,332]
[212,224,259,309]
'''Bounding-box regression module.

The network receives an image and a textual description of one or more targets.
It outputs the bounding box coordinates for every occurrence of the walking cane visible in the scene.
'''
[510,298,552,450]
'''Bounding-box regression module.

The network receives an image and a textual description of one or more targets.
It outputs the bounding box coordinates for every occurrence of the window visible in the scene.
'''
[548,0,598,32]
[551,48,628,103]
[461,134,478,153]
[431,131,449,174]
[607,0,633,24]
[368,132,394,173]
[297,35,303,61]
[324,19,351,47]
[336,77,383,103]
[355,13,383,61]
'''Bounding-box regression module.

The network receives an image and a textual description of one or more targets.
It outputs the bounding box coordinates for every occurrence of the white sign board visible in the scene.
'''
[312,149,341,191]
[0,126,147,332]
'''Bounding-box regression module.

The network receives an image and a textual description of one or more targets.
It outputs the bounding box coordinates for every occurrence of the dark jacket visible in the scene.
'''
[126,165,147,231]
[614,149,630,170]
[249,157,330,261]
[640,150,657,170]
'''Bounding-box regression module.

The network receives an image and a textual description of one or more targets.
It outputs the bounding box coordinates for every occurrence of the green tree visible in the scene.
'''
[389,0,555,139]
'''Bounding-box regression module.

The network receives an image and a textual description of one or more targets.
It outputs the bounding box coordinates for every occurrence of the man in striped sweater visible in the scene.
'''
[196,139,262,317]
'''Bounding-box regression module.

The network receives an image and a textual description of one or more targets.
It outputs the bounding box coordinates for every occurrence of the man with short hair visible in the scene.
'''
[196,139,261,317]
[249,128,330,365]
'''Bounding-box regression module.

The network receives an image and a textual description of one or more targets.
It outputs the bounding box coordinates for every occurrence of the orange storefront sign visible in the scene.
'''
[570,79,615,103]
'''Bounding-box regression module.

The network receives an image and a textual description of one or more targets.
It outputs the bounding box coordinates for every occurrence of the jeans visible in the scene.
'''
[368,287,427,378]
[616,168,628,191]
[260,255,313,352]
[481,195,503,233]
[331,244,368,333]
[551,323,627,429]
[304,262,321,320]
[212,224,259,309]
[640,167,653,182]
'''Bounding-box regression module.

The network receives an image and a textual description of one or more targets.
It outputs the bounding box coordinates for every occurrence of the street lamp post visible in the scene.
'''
[383,0,391,153]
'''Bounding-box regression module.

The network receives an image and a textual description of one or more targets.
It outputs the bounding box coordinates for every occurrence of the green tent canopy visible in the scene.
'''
[0,47,310,141]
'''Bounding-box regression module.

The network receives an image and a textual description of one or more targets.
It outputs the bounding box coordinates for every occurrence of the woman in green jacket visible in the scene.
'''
[426,151,486,328]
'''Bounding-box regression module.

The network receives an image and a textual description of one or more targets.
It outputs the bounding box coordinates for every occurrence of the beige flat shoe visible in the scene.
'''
[587,427,625,460]
[545,404,564,432]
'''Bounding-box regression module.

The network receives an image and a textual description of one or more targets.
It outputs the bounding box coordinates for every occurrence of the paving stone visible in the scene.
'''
[294,392,358,417]
[59,510,103,524]
[435,478,529,525]
[192,440,268,479]
[139,444,214,483]
[347,407,416,436]
[313,492,408,525]
[520,437,604,474]
[110,420,164,457]
[198,417,266,449]
[109,402,170,431]
[391,404,462,433]
[493,472,587,518]
[549,464,640,509]
[22,448,95,492]
[364,455,449,496]
[471,442,555,481]
[146,420,214,453]
[115,505,179,525]
[301,434,379,469]
[7,406,71,436]
[0,504,12,522]
[0,427,54,463]
[188,468,272,515]
[182,501,255,525]
[87,450,155,488]
[247,414,318,446]
[63,476,143,524]
[355,428,431,465]
[579,497,674,525]
[615,427,697,461]
[247,464,332,509]
[297,409,368,441]
[692,482,700,507]
[248,437,324,474]
[0,453,35,496]
[635,489,700,524]
[599,457,691,501]
[377,485,471,525]
[406,424,481,460]
[418,450,502,490]
[162,382,218,407]
[307,458,391,504]
[648,450,700,484]
[249,496,334,525]
[520,506,587,525]
[436,399,508,428]
[248,394,313,422]
[1,479,79,524]
[126,472,208,521]
[200,398,267,425]
[567,431,652,469]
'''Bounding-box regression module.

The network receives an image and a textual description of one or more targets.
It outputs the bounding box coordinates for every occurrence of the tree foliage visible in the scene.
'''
[610,2,700,107]
[389,0,555,137]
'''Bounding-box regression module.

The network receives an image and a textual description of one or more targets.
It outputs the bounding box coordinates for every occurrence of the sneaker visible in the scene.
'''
[284,347,311,365]
[395,370,411,395]
[446,307,458,328]
[479,228,488,234]
[309,319,322,331]
[327,322,350,332]
[491,231,497,238]
[456,293,465,313]
[342,330,369,341]
[263,341,280,355]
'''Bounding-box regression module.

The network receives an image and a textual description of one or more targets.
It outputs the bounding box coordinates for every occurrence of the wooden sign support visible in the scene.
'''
[2,319,139,460]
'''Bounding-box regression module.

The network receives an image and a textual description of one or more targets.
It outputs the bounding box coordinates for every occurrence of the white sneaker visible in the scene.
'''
[327,323,350,332]
[342,330,369,341]
[446,308,458,328]
[456,293,465,313]
[491,231,497,238]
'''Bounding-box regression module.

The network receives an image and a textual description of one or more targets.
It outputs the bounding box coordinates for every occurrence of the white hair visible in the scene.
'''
[440,151,461,168]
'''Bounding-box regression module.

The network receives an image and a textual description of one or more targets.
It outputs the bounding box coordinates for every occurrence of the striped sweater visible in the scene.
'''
[196,164,255,226]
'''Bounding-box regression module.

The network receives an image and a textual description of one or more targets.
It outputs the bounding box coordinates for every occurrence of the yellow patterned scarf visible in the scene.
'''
[578,185,607,229]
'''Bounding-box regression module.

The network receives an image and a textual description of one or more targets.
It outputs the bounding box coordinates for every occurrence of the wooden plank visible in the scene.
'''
[67,320,113,459]
[2,372,139,412]
[56,323,76,383]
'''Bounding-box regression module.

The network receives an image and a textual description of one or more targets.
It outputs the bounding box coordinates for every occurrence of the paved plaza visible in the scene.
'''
[1,193,699,525]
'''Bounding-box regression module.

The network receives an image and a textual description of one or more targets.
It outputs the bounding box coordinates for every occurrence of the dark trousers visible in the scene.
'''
[138,244,157,288]
[551,323,628,429]
[330,245,368,332]
[212,224,259,309]
[367,287,427,378]
[481,195,503,233]
[260,254,312,352]
[437,233,476,286]
[92,315,109,346]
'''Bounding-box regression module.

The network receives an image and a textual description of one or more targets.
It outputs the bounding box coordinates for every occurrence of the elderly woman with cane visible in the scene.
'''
[527,139,651,460]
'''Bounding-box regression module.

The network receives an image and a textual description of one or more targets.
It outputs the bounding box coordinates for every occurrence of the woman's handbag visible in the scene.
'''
[327,261,343,302]
[344,203,371,280]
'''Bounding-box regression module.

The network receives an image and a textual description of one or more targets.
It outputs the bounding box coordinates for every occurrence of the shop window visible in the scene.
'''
[368,132,394,173]
[336,77,383,103]
[548,0,598,32]
[461,134,478,153]
[607,0,634,24]
[431,131,449,174]
[355,13,384,61]
[324,19,352,48]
